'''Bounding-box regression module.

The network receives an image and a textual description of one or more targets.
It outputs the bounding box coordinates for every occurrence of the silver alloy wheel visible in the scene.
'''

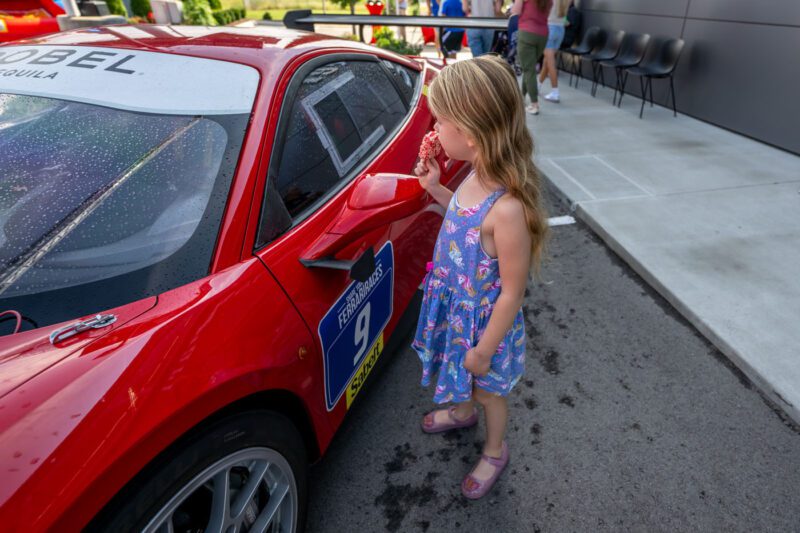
[143,447,297,533]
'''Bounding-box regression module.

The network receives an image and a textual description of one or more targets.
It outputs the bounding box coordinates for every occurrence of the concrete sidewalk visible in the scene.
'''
[529,76,800,424]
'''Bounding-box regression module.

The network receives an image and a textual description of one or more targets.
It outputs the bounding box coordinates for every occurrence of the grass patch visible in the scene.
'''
[220,0,371,20]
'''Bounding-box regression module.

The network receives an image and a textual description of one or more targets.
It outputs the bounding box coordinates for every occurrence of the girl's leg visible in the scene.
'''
[469,386,508,480]
[454,399,476,419]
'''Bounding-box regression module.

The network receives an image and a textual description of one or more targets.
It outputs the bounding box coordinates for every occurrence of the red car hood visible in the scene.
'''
[0,297,157,399]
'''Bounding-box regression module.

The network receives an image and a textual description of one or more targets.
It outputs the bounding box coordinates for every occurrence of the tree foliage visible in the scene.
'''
[183,0,218,25]
[131,0,152,18]
[105,0,128,16]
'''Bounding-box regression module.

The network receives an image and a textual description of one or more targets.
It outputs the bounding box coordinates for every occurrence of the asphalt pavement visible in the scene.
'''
[305,186,800,533]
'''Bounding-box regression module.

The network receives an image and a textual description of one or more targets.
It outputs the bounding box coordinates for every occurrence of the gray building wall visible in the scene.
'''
[577,0,800,155]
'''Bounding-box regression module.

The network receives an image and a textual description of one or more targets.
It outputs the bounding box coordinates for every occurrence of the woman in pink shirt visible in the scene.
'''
[511,0,551,114]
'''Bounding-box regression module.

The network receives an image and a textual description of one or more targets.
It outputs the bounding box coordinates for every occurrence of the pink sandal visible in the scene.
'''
[461,441,509,499]
[421,406,478,433]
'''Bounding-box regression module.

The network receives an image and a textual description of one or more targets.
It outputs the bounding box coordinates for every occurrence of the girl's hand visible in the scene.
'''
[464,347,492,376]
[414,156,442,192]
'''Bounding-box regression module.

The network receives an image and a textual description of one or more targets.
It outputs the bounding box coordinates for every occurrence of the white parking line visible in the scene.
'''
[547,215,576,226]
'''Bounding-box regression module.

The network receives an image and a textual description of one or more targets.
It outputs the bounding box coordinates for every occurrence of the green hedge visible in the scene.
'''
[208,0,222,9]
[212,8,246,25]
[105,0,128,16]
[373,27,422,55]
[130,0,152,18]
[183,0,217,25]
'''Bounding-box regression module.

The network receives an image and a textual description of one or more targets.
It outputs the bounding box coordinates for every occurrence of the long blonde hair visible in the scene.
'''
[428,55,549,276]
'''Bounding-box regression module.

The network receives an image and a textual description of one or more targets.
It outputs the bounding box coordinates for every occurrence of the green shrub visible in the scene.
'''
[211,7,245,25]
[105,0,128,16]
[372,27,422,55]
[183,0,218,25]
[208,0,222,9]
[131,0,152,18]
[262,11,272,20]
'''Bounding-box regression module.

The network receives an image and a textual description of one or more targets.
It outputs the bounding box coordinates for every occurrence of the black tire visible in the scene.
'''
[87,410,308,533]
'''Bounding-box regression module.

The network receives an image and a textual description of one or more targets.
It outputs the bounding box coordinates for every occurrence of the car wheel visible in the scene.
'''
[88,410,307,533]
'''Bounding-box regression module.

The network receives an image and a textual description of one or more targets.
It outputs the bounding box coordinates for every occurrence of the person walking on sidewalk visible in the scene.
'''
[439,0,468,58]
[412,55,549,499]
[538,0,568,102]
[463,0,502,57]
[512,0,551,114]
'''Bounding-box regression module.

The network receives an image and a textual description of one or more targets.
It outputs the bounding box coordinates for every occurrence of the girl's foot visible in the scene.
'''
[525,103,540,115]
[461,441,509,499]
[421,406,478,433]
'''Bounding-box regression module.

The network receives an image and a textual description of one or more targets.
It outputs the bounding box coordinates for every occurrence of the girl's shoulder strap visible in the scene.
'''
[486,187,507,207]
[480,187,508,220]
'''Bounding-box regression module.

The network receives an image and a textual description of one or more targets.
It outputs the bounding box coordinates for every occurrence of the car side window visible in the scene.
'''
[381,59,420,104]
[256,59,407,248]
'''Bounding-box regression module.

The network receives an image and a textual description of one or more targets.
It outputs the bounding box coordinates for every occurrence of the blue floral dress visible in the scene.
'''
[411,175,526,404]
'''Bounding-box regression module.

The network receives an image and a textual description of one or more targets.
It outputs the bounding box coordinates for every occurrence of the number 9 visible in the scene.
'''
[354,302,371,365]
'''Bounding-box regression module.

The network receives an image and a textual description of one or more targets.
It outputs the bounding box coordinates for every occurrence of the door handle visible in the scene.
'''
[299,245,376,283]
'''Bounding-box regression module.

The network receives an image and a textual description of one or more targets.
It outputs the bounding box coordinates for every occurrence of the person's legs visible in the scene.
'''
[467,29,486,57]
[398,6,407,41]
[480,29,494,57]
[544,49,558,88]
[525,32,547,110]
[538,58,549,85]
[517,30,541,106]
[441,30,462,58]
[467,386,508,480]
[543,24,564,101]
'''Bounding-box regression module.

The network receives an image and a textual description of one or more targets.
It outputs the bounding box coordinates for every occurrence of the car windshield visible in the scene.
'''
[0,93,249,334]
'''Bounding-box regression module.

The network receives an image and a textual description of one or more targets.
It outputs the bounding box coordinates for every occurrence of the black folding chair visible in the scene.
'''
[560,26,605,87]
[598,32,650,106]
[621,37,685,118]
[586,30,624,96]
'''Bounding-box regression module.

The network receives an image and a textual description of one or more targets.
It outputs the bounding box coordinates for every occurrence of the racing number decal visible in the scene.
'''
[319,241,394,411]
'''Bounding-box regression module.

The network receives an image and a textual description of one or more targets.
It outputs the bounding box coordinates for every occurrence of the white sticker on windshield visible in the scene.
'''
[0,45,259,115]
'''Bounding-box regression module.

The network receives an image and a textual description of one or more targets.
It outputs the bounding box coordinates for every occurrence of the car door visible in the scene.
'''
[253,53,463,428]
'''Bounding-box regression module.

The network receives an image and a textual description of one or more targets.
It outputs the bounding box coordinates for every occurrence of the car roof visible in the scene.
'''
[10,24,397,75]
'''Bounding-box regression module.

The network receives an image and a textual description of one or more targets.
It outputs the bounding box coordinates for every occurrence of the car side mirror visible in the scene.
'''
[299,173,426,281]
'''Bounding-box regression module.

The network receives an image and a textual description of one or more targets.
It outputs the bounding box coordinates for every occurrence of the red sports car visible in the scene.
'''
[0,25,468,532]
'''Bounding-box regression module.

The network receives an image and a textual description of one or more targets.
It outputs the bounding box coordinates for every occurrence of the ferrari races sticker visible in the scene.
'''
[319,241,394,411]
[0,45,259,115]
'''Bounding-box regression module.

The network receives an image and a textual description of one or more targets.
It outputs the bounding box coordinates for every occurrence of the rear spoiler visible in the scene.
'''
[281,10,509,32]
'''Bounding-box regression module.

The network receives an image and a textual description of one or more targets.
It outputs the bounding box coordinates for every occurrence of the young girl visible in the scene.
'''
[411,55,548,499]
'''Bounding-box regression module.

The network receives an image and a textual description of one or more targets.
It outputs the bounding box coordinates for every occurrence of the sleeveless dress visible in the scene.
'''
[411,175,526,404]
